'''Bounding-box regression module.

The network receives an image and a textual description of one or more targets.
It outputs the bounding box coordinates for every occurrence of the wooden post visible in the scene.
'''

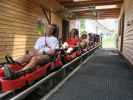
[120,13,125,52]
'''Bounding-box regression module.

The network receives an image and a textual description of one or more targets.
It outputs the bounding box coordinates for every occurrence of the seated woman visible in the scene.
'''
[62,28,80,53]
[88,33,94,47]
[7,24,59,75]
[80,33,88,49]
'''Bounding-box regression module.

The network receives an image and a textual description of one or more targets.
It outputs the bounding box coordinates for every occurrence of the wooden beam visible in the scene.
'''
[79,12,119,15]
[67,5,121,13]
[34,0,65,12]
[42,7,51,24]
[77,12,119,18]
[69,15,119,20]
[80,14,119,17]
[74,8,121,18]
[74,8,120,13]
[58,0,122,4]
[58,0,123,8]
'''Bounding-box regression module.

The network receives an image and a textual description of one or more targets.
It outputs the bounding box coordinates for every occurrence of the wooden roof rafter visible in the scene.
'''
[56,0,123,19]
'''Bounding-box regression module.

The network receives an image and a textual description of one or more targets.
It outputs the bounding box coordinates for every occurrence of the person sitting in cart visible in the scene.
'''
[15,24,59,73]
[62,28,89,53]
[62,28,80,53]
[80,33,88,49]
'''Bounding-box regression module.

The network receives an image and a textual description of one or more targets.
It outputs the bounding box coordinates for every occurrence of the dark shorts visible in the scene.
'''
[38,54,50,65]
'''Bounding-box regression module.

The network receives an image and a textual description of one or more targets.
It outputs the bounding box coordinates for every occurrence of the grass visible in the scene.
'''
[102,35,116,48]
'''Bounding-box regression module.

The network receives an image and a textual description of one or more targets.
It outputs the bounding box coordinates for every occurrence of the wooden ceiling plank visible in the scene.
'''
[56,0,123,19]
[58,0,123,8]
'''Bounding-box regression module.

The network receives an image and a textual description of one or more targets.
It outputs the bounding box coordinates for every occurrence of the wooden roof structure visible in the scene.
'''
[56,0,123,19]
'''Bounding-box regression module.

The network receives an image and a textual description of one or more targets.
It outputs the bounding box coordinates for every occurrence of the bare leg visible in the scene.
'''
[16,49,39,65]
[22,55,50,71]
[16,54,33,65]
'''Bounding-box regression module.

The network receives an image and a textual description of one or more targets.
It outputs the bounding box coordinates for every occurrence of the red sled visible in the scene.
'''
[25,63,51,83]
[0,63,22,77]
[0,76,26,92]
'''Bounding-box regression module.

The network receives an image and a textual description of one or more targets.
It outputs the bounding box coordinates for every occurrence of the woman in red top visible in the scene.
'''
[67,28,80,48]
[62,28,80,53]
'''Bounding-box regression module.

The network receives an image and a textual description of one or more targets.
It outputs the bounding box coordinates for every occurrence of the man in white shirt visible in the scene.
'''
[16,24,59,72]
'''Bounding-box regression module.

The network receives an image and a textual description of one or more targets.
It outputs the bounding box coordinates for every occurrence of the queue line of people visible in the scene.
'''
[3,24,100,78]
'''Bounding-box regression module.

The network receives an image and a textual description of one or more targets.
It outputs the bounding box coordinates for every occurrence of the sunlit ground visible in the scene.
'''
[102,35,116,48]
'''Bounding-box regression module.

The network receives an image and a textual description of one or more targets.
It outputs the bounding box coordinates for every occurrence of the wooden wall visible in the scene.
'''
[0,0,63,62]
[119,0,133,65]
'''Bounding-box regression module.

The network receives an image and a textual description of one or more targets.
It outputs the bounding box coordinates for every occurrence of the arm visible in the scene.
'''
[34,37,49,54]
[46,39,59,55]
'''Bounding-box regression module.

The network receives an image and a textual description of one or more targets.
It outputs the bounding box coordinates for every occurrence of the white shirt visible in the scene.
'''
[34,36,59,53]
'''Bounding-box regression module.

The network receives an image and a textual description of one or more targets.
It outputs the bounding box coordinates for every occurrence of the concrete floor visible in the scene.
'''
[46,48,133,100]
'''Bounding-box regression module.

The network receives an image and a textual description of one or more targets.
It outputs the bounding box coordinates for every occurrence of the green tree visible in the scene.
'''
[80,19,85,33]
